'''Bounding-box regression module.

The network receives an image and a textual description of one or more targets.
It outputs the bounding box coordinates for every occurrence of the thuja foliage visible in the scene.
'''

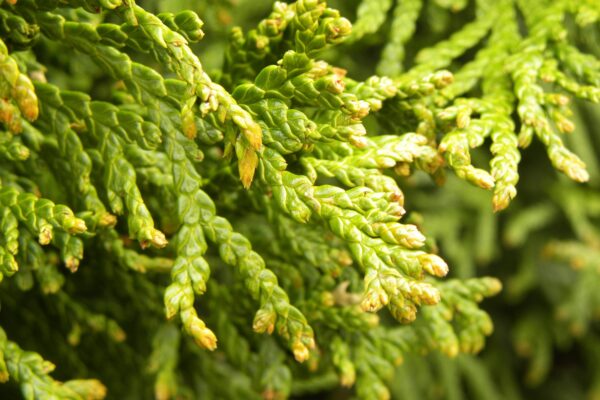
[0,0,598,399]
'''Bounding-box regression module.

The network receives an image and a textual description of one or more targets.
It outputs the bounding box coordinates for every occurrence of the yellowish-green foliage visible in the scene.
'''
[0,0,598,399]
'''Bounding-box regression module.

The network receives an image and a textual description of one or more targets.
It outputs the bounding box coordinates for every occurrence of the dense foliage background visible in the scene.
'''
[0,0,598,399]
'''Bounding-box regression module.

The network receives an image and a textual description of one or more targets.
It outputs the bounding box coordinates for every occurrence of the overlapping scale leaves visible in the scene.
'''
[0,0,597,398]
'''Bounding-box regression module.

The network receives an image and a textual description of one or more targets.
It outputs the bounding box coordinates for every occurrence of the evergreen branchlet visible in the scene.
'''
[0,0,598,399]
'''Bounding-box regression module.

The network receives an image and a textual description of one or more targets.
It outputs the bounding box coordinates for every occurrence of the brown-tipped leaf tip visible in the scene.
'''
[99,213,118,227]
[70,219,88,234]
[292,342,310,363]
[239,148,258,189]
[151,231,168,248]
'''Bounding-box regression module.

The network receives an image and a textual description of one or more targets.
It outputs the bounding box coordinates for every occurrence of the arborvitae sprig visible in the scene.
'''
[0,37,38,131]
[376,0,422,76]
[0,327,106,400]
[347,0,392,43]
[362,0,600,211]
[147,324,181,400]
